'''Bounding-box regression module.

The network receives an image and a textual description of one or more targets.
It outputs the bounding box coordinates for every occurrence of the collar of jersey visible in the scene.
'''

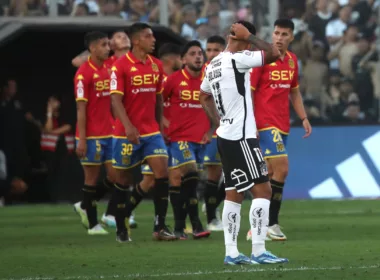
[126,52,154,64]
[278,51,293,63]
[87,56,105,71]
[181,68,204,80]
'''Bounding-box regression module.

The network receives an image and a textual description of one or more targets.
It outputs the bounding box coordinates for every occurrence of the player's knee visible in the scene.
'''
[83,166,100,186]
[141,175,155,190]
[271,158,289,180]
[225,190,244,204]
[251,181,272,200]
[207,165,222,181]
[169,168,182,186]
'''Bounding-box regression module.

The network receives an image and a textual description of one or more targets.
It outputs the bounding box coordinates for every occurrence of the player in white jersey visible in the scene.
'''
[200,21,288,265]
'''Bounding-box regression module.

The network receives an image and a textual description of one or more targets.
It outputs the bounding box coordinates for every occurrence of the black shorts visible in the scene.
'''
[217,137,269,193]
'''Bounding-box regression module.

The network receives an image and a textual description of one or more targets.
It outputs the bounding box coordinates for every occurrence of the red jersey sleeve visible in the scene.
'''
[250,67,263,92]
[74,68,90,102]
[110,60,124,95]
[291,57,299,89]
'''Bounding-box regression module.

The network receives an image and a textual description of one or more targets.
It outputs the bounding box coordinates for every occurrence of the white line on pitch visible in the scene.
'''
[2,264,379,280]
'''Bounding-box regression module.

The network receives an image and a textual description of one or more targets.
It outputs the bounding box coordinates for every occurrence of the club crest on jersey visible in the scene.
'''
[260,163,268,176]
[288,58,295,69]
[151,63,159,72]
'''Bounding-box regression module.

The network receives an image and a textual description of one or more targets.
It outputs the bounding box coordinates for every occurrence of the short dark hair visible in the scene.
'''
[207,35,226,46]
[110,30,126,39]
[158,43,181,59]
[84,31,108,50]
[232,20,256,36]
[128,22,152,38]
[274,18,295,31]
[181,40,203,58]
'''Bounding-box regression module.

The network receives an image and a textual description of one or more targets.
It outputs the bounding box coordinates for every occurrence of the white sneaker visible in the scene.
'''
[207,218,223,231]
[129,212,138,228]
[267,224,287,241]
[215,208,221,221]
[88,224,109,235]
[202,203,206,215]
[101,214,116,228]
[246,229,272,241]
[74,201,89,229]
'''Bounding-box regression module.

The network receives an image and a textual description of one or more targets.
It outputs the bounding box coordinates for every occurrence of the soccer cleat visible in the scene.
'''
[74,201,89,229]
[116,230,132,243]
[101,214,116,228]
[193,229,211,240]
[246,229,274,241]
[207,218,223,231]
[129,213,138,229]
[88,224,109,235]
[267,224,287,241]
[251,251,289,264]
[201,203,206,214]
[224,253,253,265]
[174,230,189,240]
[152,225,178,241]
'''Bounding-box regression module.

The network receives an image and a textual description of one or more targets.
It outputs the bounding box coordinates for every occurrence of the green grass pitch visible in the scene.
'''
[0,199,379,280]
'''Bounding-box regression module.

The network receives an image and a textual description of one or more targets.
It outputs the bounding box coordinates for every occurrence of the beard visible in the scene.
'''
[187,63,203,72]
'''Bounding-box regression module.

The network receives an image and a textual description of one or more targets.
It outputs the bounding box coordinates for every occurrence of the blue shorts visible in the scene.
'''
[141,144,170,175]
[204,137,221,166]
[112,133,168,169]
[168,141,206,170]
[259,127,288,159]
[77,137,112,165]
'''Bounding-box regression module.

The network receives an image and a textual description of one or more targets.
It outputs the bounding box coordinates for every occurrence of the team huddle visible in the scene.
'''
[72,19,312,265]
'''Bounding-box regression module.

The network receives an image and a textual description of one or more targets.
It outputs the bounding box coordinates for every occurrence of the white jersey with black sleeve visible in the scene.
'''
[200,50,264,141]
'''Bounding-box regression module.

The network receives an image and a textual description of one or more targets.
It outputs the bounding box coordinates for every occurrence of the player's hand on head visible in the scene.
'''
[230,23,250,41]
[126,125,140,144]
[76,139,87,159]
[302,118,312,138]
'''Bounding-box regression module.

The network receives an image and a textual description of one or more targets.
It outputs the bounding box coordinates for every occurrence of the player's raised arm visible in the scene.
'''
[230,23,280,65]
[110,64,140,144]
[74,72,89,158]
[72,50,89,68]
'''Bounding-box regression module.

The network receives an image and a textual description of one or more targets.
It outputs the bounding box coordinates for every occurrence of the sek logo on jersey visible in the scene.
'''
[270,70,295,81]
[132,74,159,86]
[180,90,200,101]
[95,80,110,91]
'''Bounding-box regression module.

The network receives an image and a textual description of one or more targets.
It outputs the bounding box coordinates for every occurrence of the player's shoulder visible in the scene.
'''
[166,69,182,82]
[286,51,298,60]
[149,55,163,66]
[75,62,92,79]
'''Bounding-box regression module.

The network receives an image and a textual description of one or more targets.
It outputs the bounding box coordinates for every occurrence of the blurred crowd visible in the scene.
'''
[1,0,380,123]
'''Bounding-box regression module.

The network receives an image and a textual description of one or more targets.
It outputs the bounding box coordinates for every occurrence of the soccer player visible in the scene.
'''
[71,30,137,229]
[200,21,288,264]
[164,40,212,240]
[73,31,112,235]
[202,35,226,231]
[246,19,312,242]
[72,30,131,68]
[110,22,176,242]
[140,43,182,189]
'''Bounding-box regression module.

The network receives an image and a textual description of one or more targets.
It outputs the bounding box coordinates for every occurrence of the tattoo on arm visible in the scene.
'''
[248,34,272,52]
[201,95,220,129]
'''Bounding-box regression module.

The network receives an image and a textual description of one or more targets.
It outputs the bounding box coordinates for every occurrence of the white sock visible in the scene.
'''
[250,198,270,257]
[223,200,241,258]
